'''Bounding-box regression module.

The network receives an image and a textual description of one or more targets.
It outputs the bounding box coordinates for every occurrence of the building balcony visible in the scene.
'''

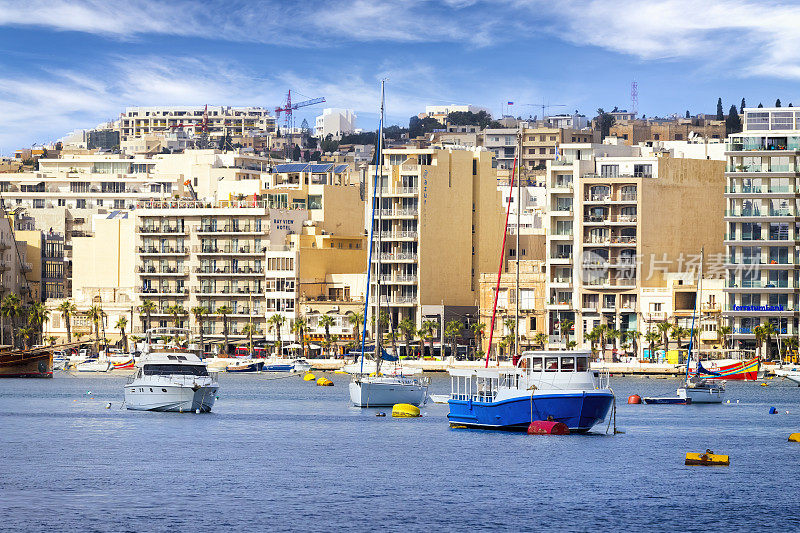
[137,226,188,235]
[136,266,190,275]
[136,287,189,297]
[550,232,573,240]
[384,186,419,196]
[583,278,637,289]
[550,253,573,264]
[377,252,418,262]
[138,246,189,256]
[378,231,418,240]
[546,301,573,310]
[194,286,261,295]
[725,209,797,218]
[196,224,265,234]
[378,208,418,218]
[550,278,572,288]
[194,245,267,255]
[724,185,796,196]
[194,266,265,276]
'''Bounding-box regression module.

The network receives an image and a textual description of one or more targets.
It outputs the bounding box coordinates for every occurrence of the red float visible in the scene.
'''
[527,420,570,435]
[628,394,642,404]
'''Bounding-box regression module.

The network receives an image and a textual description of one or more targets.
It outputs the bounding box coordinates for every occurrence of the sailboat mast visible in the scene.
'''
[685,247,704,380]
[375,80,385,367]
[514,130,521,361]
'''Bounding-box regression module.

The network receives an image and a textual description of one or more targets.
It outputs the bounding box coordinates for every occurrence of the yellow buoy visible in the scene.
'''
[789,433,800,442]
[760,383,769,387]
[303,373,316,381]
[685,450,729,466]
[392,403,421,418]
[449,423,467,429]
[316,377,333,386]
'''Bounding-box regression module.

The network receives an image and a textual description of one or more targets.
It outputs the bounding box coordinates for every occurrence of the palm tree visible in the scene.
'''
[57,300,77,343]
[753,325,766,359]
[445,320,462,360]
[218,305,232,355]
[348,311,364,345]
[534,332,547,349]
[19,325,34,349]
[625,330,641,358]
[606,328,621,361]
[267,313,286,356]
[292,317,307,356]
[566,340,577,350]
[242,323,258,355]
[166,304,186,329]
[87,305,104,354]
[670,324,685,353]
[718,325,732,350]
[594,324,609,361]
[319,315,335,357]
[656,321,672,354]
[115,316,128,353]
[27,301,49,346]
[560,319,574,348]
[644,331,661,361]
[1,294,21,348]
[503,317,516,356]
[191,306,209,353]
[470,322,486,360]
[761,322,778,361]
[378,311,394,357]
[421,320,438,358]
[139,299,156,332]
[398,318,417,358]
[584,330,599,357]
[783,337,799,364]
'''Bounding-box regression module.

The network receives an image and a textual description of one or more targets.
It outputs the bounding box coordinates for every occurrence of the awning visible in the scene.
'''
[308,343,322,349]
[18,180,44,186]
[285,343,302,349]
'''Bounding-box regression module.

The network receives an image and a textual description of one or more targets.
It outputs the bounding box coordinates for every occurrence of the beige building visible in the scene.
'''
[479,259,547,356]
[521,126,597,175]
[366,146,504,331]
[545,143,725,355]
[119,106,275,142]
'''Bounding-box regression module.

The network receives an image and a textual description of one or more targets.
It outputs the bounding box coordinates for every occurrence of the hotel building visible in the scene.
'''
[724,108,800,348]
[119,106,275,142]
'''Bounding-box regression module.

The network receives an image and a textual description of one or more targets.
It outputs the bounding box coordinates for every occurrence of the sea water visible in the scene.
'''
[1,373,799,532]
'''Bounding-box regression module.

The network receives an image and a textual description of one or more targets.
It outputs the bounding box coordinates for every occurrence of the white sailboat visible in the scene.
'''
[676,248,725,404]
[349,80,428,408]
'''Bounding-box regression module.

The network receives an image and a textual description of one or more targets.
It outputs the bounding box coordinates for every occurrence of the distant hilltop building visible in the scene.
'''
[420,104,491,123]
[314,108,357,139]
[119,106,276,142]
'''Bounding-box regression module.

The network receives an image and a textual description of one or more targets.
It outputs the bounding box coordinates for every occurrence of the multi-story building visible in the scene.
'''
[366,146,503,331]
[119,106,275,142]
[723,107,800,349]
[419,104,490,123]
[0,214,35,308]
[483,128,518,170]
[314,108,357,139]
[544,143,725,355]
[521,126,596,174]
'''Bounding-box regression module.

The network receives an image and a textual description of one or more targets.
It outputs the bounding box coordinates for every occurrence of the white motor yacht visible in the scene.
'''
[76,358,111,372]
[774,367,800,386]
[124,328,218,412]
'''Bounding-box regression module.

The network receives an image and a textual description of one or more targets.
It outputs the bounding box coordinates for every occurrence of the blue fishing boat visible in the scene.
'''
[642,397,692,405]
[447,351,614,432]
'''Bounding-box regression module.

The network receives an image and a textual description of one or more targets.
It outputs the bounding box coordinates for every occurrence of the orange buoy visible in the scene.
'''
[527,420,570,435]
[628,394,642,404]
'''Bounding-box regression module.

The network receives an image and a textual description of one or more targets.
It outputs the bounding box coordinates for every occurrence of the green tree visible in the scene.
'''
[716,97,724,120]
[421,319,438,357]
[319,315,335,357]
[409,115,443,138]
[192,306,209,352]
[398,318,417,358]
[758,102,764,108]
[242,323,258,355]
[584,330,598,356]
[644,331,661,361]
[718,325,732,349]
[348,312,363,345]
[656,321,672,354]
[267,313,286,356]
[139,299,156,332]
[167,304,186,329]
[775,99,782,107]
[87,305,104,354]
[218,305,232,355]
[625,330,641,358]
[27,301,49,346]
[761,322,778,360]
[685,110,690,118]
[292,317,307,356]
[502,317,516,356]
[534,332,547,349]
[726,105,742,135]
[1,294,22,348]
[445,320,463,359]
[560,319,574,347]
[57,300,77,344]
[292,144,302,161]
[470,322,486,360]
[753,324,766,359]
[115,316,128,353]
[740,98,746,114]
[594,108,615,140]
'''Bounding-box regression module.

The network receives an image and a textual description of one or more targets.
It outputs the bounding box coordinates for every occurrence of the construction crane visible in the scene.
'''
[522,101,567,123]
[274,90,326,133]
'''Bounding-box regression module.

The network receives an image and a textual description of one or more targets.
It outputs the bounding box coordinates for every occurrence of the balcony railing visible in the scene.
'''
[137,246,188,255]
[136,286,189,295]
[194,245,267,254]
[138,226,186,234]
[197,224,263,233]
[136,266,189,274]
[194,266,265,274]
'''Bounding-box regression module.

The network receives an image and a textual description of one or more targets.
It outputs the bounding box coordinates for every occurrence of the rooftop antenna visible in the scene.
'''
[631,81,639,117]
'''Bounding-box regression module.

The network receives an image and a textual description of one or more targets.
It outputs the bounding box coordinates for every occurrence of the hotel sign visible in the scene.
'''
[269,209,307,245]
[732,305,784,311]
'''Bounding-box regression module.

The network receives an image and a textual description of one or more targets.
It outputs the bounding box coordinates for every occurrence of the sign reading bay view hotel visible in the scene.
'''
[269,209,307,245]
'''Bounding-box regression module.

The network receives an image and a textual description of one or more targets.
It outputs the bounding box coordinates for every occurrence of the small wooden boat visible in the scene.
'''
[643,397,692,405]
[112,358,135,370]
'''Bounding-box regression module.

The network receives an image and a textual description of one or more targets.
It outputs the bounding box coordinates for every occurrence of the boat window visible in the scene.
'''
[576,357,588,371]
[561,357,575,371]
[142,364,209,376]
[545,357,558,372]
[531,357,543,371]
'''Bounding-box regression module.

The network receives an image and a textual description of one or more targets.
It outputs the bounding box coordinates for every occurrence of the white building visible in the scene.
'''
[548,113,589,130]
[314,109,357,139]
[119,106,275,142]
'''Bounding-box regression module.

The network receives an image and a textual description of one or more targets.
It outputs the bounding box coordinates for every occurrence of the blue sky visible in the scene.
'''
[2,0,800,153]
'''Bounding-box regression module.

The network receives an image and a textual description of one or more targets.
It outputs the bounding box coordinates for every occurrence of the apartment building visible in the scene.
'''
[610,117,726,146]
[314,108,357,139]
[119,106,275,142]
[419,104,490,123]
[366,146,503,331]
[483,128,518,170]
[544,144,725,355]
[0,214,35,304]
[723,107,800,349]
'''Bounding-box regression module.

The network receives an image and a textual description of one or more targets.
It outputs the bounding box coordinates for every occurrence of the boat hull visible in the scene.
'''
[688,357,759,381]
[447,391,614,432]
[349,378,428,407]
[0,351,53,378]
[677,387,724,404]
[226,360,264,373]
[643,397,691,405]
[125,384,218,412]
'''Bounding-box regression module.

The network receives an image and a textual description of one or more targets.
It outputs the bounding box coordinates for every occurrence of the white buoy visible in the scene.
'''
[105,402,112,409]
[195,409,200,414]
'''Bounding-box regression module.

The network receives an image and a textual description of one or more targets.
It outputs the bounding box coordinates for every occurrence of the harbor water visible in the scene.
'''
[1,373,799,532]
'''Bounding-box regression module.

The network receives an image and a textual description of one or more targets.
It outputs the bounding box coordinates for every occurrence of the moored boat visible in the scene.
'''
[447,351,614,432]
[76,358,111,372]
[0,347,54,378]
[687,350,759,381]
[643,397,692,405]
[774,367,800,385]
[226,359,264,373]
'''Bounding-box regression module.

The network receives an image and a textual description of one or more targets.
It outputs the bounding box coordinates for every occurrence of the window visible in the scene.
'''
[76,199,86,209]
[633,164,652,177]
[576,357,588,372]
[544,357,558,372]
[561,357,575,371]
[531,357,543,371]
[308,195,322,210]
